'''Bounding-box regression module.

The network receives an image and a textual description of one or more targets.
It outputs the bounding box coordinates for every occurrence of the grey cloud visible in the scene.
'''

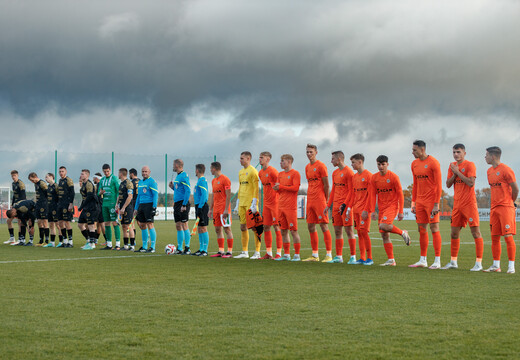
[1,0,520,137]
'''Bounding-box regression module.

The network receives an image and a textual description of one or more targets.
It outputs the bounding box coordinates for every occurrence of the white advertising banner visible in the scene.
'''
[153,207,196,220]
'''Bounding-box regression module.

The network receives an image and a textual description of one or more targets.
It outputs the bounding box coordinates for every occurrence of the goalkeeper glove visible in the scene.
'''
[250,198,258,214]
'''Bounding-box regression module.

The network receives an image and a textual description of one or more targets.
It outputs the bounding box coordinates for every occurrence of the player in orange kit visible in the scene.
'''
[370,155,410,266]
[409,140,443,269]
[303,144,332,262]
[442,144,484,271]
[343,153,375,265]
[258,152,283,259]
[483,146,518,274]
[209,162,234,258]
[273,154,302,261]
[323,151,357,264]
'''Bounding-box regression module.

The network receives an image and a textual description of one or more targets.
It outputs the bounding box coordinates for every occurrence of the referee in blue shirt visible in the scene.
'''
[169,159,191,254]
[133,166,158,253]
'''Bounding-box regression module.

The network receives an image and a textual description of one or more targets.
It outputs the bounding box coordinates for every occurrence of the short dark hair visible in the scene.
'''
[196,164,205,174]
[28,172,37,179]
[6,209,15,219]
[59,166,66,170]
[95,172,102,177]
[376,155,388,163]
[350,153,365,162]
[241,151,252,158]
[82,169,90,175]
[413,140,426,148]
[10,170,18,175]
[211,162,221,171]
[47,173,54,179]
[119,168,127,176]
[486,146,502,158]
[453,143,465,150]
[129,168,137,176]
[331,151,344,160]
[306,144,318,151]
[102,164,110,170]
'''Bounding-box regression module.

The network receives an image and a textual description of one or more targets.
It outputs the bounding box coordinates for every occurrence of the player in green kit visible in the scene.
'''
[98,164,121,250]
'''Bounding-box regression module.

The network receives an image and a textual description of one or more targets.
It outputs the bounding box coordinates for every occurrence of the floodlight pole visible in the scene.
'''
[54,150,58,179]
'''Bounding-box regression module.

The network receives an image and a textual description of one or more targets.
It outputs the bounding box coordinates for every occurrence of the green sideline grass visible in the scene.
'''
[0,220,518,359]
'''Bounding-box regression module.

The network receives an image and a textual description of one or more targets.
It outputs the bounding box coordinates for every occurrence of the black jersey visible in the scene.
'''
[47,183,59,205]
[79,180,98,211]
[118,178,134,207]
[14,199,35,220]
[57,176,75,205]
[131,178,139,207]
[12,180,26,205]
[34,179,48,206]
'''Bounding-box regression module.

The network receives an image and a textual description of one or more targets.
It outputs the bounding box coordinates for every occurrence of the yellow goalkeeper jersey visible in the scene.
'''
[238,165,259,206]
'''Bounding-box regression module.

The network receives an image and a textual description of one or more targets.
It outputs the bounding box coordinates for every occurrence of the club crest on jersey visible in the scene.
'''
[143,188,147,193]
[506,224,510,229]
[469,218,473,222]
[386,179,390,183]
[424,165,428,168]
[290,223,294,227]
[496,172,500,176]
[461,168,465,172]
[265,174,268,177]
[361,220,365,225]
[362,178,365,182]
[318,215,322,219]
[340,173,344,177]
[383,216,387,220]
[217,181,220,184]
[313,168,316,172]
[288,176,291,179]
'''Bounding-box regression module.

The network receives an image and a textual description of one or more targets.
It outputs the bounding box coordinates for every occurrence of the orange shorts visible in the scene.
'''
[279,208,298,231]
[213,212,232,227]
[306,200,329,224]
[451,204,479,228]
[262,205,279,227]
[332,206,353,227]
[490,207,516,236]
[415,202,440,224]
[353,212,371,231]
[378,207,399,233]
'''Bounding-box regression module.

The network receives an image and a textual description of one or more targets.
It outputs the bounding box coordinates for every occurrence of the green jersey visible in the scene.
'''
[98,174,120,207]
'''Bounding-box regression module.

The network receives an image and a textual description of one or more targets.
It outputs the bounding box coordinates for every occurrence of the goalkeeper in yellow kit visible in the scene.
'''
[234,151,262,259]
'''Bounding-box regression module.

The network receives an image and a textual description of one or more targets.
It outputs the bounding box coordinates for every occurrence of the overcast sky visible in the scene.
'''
[1,0,519,196]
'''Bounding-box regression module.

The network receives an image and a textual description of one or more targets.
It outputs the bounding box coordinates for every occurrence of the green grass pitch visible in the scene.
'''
[0,220,518,359]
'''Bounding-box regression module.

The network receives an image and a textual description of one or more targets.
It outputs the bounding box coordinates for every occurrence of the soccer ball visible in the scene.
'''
[165,244,176,255]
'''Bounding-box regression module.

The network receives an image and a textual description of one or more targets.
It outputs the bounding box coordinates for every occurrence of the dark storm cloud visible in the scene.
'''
[1,0,519,136]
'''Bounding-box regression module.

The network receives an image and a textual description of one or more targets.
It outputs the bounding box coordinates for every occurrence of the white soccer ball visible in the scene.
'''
[165,244,176,255]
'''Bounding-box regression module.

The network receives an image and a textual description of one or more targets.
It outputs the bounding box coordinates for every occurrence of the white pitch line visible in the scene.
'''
[0,254,162,264]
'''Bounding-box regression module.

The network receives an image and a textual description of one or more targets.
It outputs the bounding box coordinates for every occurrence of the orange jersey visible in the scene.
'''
[327,166,354,208]
[371,170,404,213]
[211,174,231,213]
[411,155,442,204]
[487,163,516,209]
[305,160,328,203]
[346,169,374,213]
[447,160,477,208]
[277,169,301,211]
[259,166,279,208]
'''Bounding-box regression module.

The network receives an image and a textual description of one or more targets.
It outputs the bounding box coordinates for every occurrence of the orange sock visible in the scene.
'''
[227,238,233,253]
[364,232,372,259]
[310,231,319,253]
[383,243,394,259]
[217,238,225,252]
[348,238,356,256]
[275,230,283,253]
[264,231,273,252]
[491,235,501,260]
[294,242,301,255]
[390,225,403,235]
[505,236,516,261]
[335,238,344,256]
[450,238,460,260]
[283,242,290,255]
[419,227,429,257]
[358,232,366,261]
[432,231,442,257]
[474,237,484,261]
[323,230,332,252]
